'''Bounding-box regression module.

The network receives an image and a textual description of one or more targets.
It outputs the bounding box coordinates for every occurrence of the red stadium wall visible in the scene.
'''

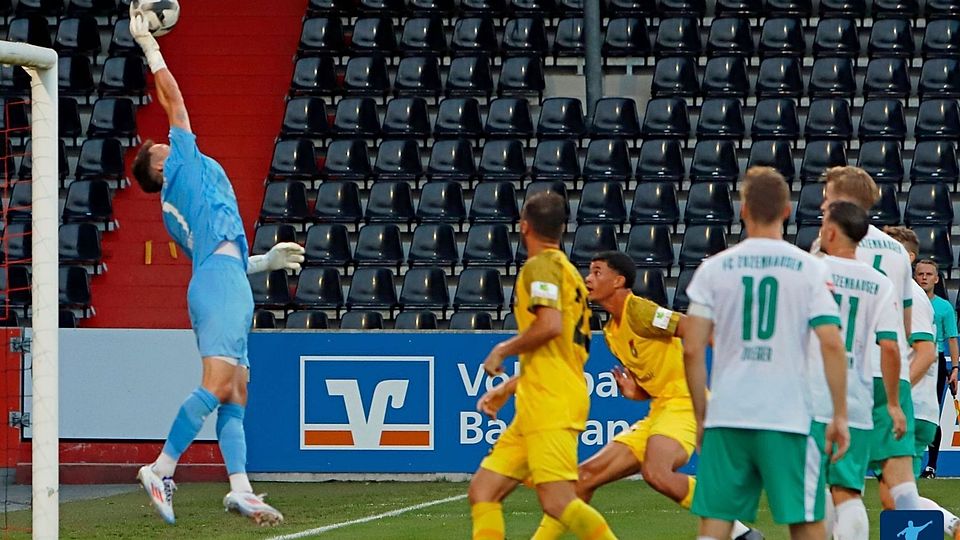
[86,0,305,329]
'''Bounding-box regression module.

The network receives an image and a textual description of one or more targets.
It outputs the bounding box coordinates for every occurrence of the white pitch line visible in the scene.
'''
[266,493,468,539]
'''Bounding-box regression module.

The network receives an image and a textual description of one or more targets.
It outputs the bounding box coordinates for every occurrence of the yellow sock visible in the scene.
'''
[679,476,696,510]
[532,514,567,540]
[471,502,505,540]
[558,499,617,540]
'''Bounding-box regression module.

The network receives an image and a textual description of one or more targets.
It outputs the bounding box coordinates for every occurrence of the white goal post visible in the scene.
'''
[0,40,59,540]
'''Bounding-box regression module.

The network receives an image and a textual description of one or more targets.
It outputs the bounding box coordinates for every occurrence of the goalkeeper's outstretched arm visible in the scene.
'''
[129,13,191,133]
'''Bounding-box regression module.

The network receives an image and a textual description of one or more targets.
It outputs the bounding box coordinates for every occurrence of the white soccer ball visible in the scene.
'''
[131,0,180,37]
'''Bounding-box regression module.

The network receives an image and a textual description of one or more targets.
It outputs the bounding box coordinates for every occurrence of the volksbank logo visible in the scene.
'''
[300,356,434,450]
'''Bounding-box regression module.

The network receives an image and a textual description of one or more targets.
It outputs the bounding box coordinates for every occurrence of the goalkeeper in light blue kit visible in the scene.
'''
[127,13,303,526]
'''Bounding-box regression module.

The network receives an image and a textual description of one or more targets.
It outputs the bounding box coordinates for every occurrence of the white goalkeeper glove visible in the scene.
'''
[129,13,167,73]
[247,242,305,275]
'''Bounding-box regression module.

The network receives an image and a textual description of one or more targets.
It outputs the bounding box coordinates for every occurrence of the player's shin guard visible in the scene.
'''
[889,482,922,510]
[916,496,960,536]
[471,502,505,540]
[162,387,219,462]
[531,514,567,539]
[216,403,247,475]
[834,498,868,540]
[559,499,617,540]
[680,476,696,509]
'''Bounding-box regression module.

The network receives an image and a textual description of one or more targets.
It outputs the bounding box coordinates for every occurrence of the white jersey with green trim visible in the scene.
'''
[855,225,914,380]
[909,281,939,424]
[807,256,899,430]
[686,238,840,434]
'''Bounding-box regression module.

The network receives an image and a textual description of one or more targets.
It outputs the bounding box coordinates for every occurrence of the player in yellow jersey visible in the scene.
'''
[467,192,617,540]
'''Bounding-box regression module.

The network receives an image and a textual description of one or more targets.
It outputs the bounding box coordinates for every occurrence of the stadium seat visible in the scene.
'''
[536,97,586,141]
[759,18,805,59]
[108,17,137,56]
[394,310,439,330]
[269,139,319,181]
[672,268,695,311]
[502,312,518,330]
[321,139,373,185]
[62,178,113,226]
[87,97,137,140]
[410,0,454,16]
[408,223,459,270]
[910,141,959,187]
[553,17,584,58]
[342,56,391,98]
[460,0,508,17]
[434,97,484,142]
[813,18,859,59]
[393,56,442,101]
[16,0,60,16]
[340,310,385,329]
[59,222,101,267]
[919,59,960,100]
[445,55,494,100]
[799,141,847,183]
[451,17,499,57]
[350,17,397,56]
[857,140,904,187]
[497,56,545,100]
[365,181,416,225]
[399,17,447,58]
[0,265,30,307]
[795,183,825,225]
[3,222,29,262]
[684,182,734,227]
[863,58,911,101]
[485,97,534,140]
[5,181,30,223]
[524,180,569,213]
[304,223,352,268]
[449,311,494,330]
[254,223,298,256]
[706,17,754,58]
[577,181,626,225]
[296,267,343,310]
[868,19,914,59]
[375,139,423,183]
[658,0,706,17]
[59,265,91,312]
[346,267,398,310]
[794,225,821,251]
[281,97,329,140]
[58,310,76,328]
[531,139,581,182]
[260,181,311,224]
[630,182,680,227]
[701,56,749,101]
[651,57,699,101]
[872,0,919,19]
[923,19,960,60]
[426,138,477,182]
[58,54,95,98]
[755,57,803,100]
[926,0,960,18]
[696,98,744,142]
[19,138,68,182]
[0,65,31,97]
[869,183,901,226]
[679,225,727,269]
[286,310,330,329]
[59,96,82,142]
[606,0,652,17]
[417,181,466,225]
[381,97,431,142]
[858,99,906,143]
[747,140,796,184]
[640,97,689,142]
[314,181,363,225]
[353,224,404,271]
[399,266,449,312]
[298,17,346,58]
[454,267,504,313]
[583,138,632,183]
[633,268,669,307]
[358,0,406,16]
[604,17,652,59]
[915,99,960,141]
[804,99,853,142]
[478,139,527,181]
[251,310,277,329]
[636,139,685,184]
[98,55,146,98]
[913,226,953,273]
[249,269,292,310]
[750,98,800,141]
[590,97,641,141]
[470,181,519,224]
[570,224,619,267]
[808,57,857,100]
[54,15,100,58]
[653,17,700,59]
[764,0,812,17]
[463,223,514,269]
[289,56,338,98]
[689,140,739,184]
[7,15,51,48]
[330,100,382,140]
[502,17,548,58]
[625,224,674,271]
[903,184,953,227]
[715,0,762,18]
[66,0,115,16]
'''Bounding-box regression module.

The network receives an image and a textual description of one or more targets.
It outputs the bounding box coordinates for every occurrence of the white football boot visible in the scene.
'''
[136,465,176,524]
[223,491,284,526]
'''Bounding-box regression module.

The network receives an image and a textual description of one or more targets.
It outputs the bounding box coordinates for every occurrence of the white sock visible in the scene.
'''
[151,452,177,478]
[729,521,750,539]
[890,481,922,510]
[824,489,836,539]
[698,537,720,540]
[917,496,960,535]
[834,498,868,540]
[229,473,253,493]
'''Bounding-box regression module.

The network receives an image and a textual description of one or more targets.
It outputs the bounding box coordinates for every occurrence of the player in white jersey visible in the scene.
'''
[684,167,849,540]
[808,202,903,540]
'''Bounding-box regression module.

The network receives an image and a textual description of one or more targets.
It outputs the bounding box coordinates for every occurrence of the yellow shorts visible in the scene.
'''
[613,398,697,462]
[480,422,579,485]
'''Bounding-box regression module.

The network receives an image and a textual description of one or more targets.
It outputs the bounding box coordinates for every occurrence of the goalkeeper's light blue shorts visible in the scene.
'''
[187,253,254,367]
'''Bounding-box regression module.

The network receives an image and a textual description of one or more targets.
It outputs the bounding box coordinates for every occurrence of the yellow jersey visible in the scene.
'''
[513,248,592,433]
[602,293,689,402]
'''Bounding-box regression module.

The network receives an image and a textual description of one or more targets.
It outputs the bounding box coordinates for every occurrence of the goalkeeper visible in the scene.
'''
[127,13,301,526]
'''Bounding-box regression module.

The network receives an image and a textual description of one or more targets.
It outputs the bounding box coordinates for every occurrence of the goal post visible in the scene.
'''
[0,40,59,540]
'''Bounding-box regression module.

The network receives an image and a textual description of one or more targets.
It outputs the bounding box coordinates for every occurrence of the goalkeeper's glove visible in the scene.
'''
[247,242,305,275]
[129,13,167,73]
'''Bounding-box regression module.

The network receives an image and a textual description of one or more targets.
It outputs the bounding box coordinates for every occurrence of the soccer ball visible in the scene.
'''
[130,0,180,37]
